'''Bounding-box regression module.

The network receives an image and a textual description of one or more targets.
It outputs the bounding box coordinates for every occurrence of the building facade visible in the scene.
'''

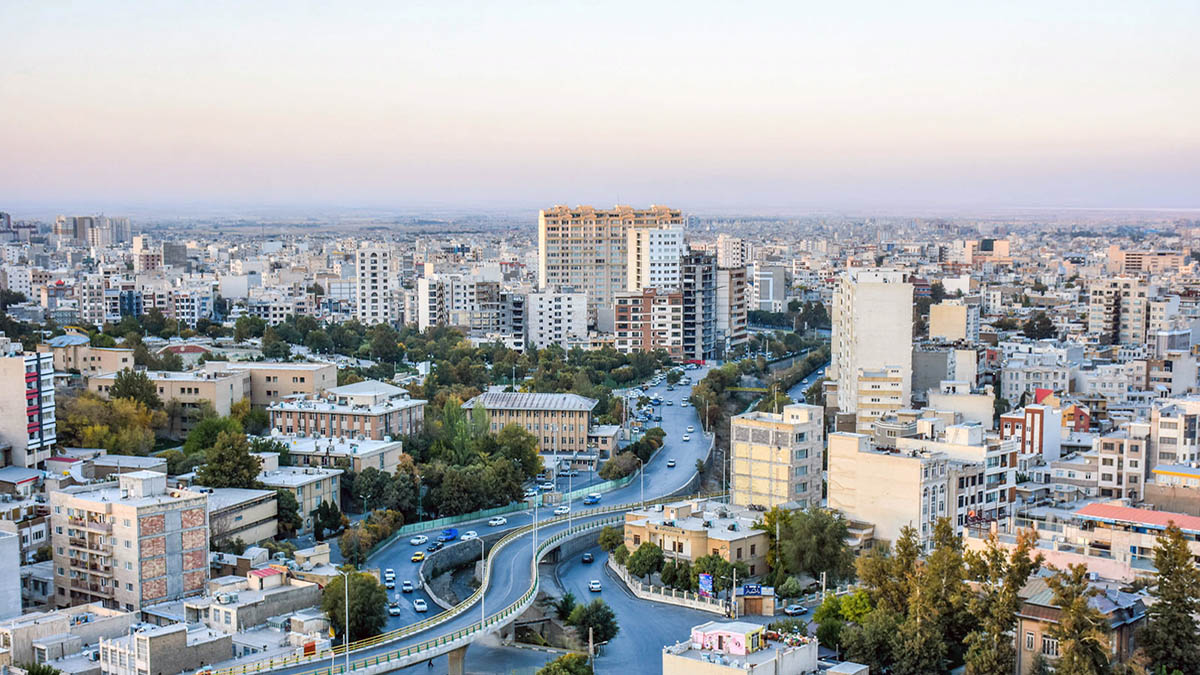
[729,404,823,509]
[0,336,56,468]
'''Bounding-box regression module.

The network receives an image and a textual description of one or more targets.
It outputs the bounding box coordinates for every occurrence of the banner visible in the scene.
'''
[698,573,713,598]
[742,584,762,596]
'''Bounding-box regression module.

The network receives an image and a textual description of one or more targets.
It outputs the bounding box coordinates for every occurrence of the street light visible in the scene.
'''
[635,456,645,508]
[475,537,486,628]
[334,568,351,674]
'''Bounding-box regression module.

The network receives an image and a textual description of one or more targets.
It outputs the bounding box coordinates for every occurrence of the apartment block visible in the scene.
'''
[1095,422,1150,500]
[681,251,717,362]
[623,499,768,576]
[269,436,407,474]
[50,471,209,611]
[854,366,907,433]
[626,223,684,292]
[462,391,597,454]
[201,360,336,407]
[830,270,913,417]
[929,300,980,342]
[355,243,395,325]
[749,265,786,313]
[268,380,426,441]
[90,368,250,427]
[205,487,278,546]
[715,266,749,356]
[614,288,684,358]
[0,335,56,468]
[1106,245,1185,276]
[1087,277,1149,346]
[1148,397,1200,469]
[0,603,137,665]
[99,623,231,675]
[729,404,823,509]
[526,291,588,351]
[39,334,134,376]
[258,466,342,534]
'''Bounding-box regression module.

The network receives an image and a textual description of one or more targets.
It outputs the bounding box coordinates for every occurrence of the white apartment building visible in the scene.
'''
[0,336,56,468]
[716,233,753,268]
[1001,352,1072,405]
[1096,421,1151,500]
[626,224,683,292]
[527,291,587,351]
[1073,362,1135,403]
[729,404,824,509]
[830,269,913,417]
[355,243,395,325]
[1148,397,1200,469]
[894,422,1017,526]
[1088,277,1149,346]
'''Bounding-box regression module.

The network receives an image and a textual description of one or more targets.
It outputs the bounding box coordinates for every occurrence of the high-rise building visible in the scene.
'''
[716,233,753,268]
[715,267,748,357]
[929,300,981,342]
[729,403,824,509]
[527,291,588,350]
[51,471,209,610]
[749,264,787,312]
[0,335,55,468]
[830,269,913,420]
[538,205,683,314]
[626,223,684,292]
[1088,277,1149,346]
[680,252,717,362]
[614,288,684,357]
[355,243,395,325]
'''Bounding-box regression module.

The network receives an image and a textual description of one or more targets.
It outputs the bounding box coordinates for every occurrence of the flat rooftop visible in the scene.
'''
[259,466,342,487]
[57,481,206,508]
[92,369,245,382]
[205,487,275,512]
[271,435,402,455]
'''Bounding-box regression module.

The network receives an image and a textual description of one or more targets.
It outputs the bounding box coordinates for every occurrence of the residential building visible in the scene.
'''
[623,499,768,576]
[267,380,426,441]
[257,467,341,534]
[1014,575,1145,675]
[749,265,787,313]
[269,435,407,474]
[715,267,749,356]
[0,335,56,468]
[185,568,321,633]
[201,361,336,407]
[626,223,684,292]
[462,391,597,454]
[929,300,980,342]
[1148,397,1200,469]
[854,366,907,433]
[50,471,209,610]
[205,488,278,546]
[526,291,587,350]
[680,251,717,362]
[999,404,1064,463]
[729,404,823,509]
[90,369,250,431]
[99,622,231,675]
[355,243,395,325]
[662,621,817,675]
[0,532,17,619]
[538,204,683,313]
[830,270,913,417]
[715,233,754,269]
[1095,422,1151,500]
[38,335,134,376]
[1001,351,1072,405]
[614,288,684,358]
[0,603,137,665]
[1106,245,1185,276]
[1087,277,1149,346]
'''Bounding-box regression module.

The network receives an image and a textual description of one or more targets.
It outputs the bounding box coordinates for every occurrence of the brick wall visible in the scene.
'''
[143,536,165,556]
[140,514,165,535]
[181,508,205,529]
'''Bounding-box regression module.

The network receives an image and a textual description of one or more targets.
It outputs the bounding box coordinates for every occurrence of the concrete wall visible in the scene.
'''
[0,532,20,620]
[419,533,503,610]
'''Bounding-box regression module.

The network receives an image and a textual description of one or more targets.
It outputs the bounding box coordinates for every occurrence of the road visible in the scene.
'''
[787,362,827,403]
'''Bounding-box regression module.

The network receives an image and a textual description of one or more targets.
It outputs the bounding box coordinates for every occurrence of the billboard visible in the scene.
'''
[698,573,713,598]
[742,584,762,596]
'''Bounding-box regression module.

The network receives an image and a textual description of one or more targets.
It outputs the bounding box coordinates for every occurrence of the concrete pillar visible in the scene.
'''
[447,645,468,675]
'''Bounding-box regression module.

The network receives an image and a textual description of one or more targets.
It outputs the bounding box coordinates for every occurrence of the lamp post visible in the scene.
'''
[476,537,486,628]
[635,456,645,508]
[335,569,351,674]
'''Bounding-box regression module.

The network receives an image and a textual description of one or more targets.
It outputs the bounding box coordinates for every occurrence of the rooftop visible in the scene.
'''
[91,369,245,382]
[1152,464,1200,479]
[328,380,405,397]
[258,466,342,487]
[463,391,598,412]
[271,435,403,455]
[1075,502,1200,535]
[0,466,42,484]
[205,487,276,512]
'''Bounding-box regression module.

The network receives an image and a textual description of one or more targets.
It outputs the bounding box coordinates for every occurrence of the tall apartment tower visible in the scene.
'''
[680,252,717,362]
[1087,277,1148,346]
[730,403,824,509]
[538,205,683,314]
[356,243,395,325]
[51,471,209,610]
[626,224,684,292]
[0,335,55,468]
[716,267,749,357]
[830,269,913,421]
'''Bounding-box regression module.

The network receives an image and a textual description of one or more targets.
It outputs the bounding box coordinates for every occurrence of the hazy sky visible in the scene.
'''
[2,1,1198,213]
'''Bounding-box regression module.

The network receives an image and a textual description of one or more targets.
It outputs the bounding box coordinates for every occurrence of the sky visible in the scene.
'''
[1,0,1198,214]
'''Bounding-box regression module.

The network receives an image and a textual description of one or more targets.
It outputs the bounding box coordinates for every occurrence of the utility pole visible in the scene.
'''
[588,626,594,665]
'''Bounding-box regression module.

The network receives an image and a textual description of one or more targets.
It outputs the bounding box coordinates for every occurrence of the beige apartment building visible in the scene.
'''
[729,404,824,510]
[623,499,769,576]
[463,391,598,454]
[0,603,137,665]
[538,205,683,313]
[258,466,342,534]
[202,360,336,406]
[50,471,209,611]
[268,380,426,441]
[90,368,250,427]
[854,366,907,433]
[269,435,407,474]
[99,622,231,675]
[38,336,135,376]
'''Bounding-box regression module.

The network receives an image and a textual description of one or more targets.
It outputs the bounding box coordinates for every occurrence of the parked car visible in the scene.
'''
[413,599,428,612]
[460,531,478,541]
[554,505,570,515]
[783,604,807,616]
[667,459,676,468]
[437,528,458,542]
[582,494,601,505]
[385,579,395,589]
[488,516,508,526]
[426,541,444,553]
[536,473,547,482]
[566,470,580,477]
[582,553,594,564]
[588,580,602,592]
[388,602,401,616]
[410,535,428,546]
[410,552,425,563]
[401,580,414,593]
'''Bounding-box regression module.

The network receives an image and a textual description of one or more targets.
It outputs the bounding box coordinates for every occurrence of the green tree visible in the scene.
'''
[843,607,902,671]
[567,599,619,643]
[1023,311,1057,340]
[536,653,592,675]
[495,424,541,478]
[777,576,803,599]
[107,369,162,409]
[234,316,266,342]
[964,529,1043,675]
[195,431,263,489]
[262,326,291,359]
[813,594,846,650]
[857,524,920,615]
[781,508,855,584]
[1046,564,1110,675]
[183,415,244,455]
[19,663,62,675]
[626,542,664,581]
[275,489,302,538]
[305,329,334,354]
[752,506,790,578]
[597,526,623,553]
[552,592,578,621]
[612,544,630,567]
[1138,524,1200,674]
[916,518,973,666]
[321,569,388,641]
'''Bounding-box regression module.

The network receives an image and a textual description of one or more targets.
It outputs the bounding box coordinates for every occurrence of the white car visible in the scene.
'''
[384,568,395,581]
[554,505,570,515]
[588,580,602,592]
[413,599,428,612]
[488,516,508,527]
[388,602,401,616]
[681,401,691,407]
[682,434,691,442]
[687,426,695,433]
[523,488,538,498]
[409,535,428,546]
[460,531,478,541]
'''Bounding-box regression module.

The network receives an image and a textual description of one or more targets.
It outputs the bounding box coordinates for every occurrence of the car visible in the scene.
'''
[426,541,444,552]
[401,580,414,593]
[523,488,539,498]
[388,602,401,616]
[588,580,602,592]
[460,530,478,541]
[488,516,508,527]
[384,568,395,580]
[413,599,428,612]
[554,505,570,515]
[681,400,691,407]
[410,551,425,563]
[582,494,600,505]
[666,459,676,468]
[682,434,691,442]
[535,473,547,482]
[666,385,675,391]
[783,604,807,616]
[566,470,580,477]
[665,400,673,406]
[582,553,594,563]
[437,528,458,542]
[409,535,428,546]
[687,426,695,433]
[654,415,663,422]
[539,482,555,492]
[385,579,395,589]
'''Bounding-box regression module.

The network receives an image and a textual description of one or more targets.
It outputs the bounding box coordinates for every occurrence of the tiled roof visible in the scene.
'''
[248,567,282,578]
[1074,502,1200,534]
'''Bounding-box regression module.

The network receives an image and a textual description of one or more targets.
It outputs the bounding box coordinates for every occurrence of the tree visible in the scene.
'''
[777,576,803,599]
[195,431,264,489]
[857,524,920,615]
[597,526,623,553]
[552,592,578,620]
[843,607,902,672]
[1022,311,1057,340]
[1138,524,1200,673]
[813,594,846,650]
[321,569,388,641]
[1046,564,1110,675]
[305,329,334,354]
[495,424,541,479]
[234,316,266,342]
[33,545,52,562]
[537,653,592,675]
[314,501,343,541]
[567,599,619,643]
[262,327,291,359]
[753,506,791,580]
[781,508,855,584]
[964,529,1043,675]
[107,369,162,409]
[183,415,244,455]
[915,518,973,667]
[613,544,630,567]
[275,489,302,538]
[19,663,62,675]
[626,542,664,581]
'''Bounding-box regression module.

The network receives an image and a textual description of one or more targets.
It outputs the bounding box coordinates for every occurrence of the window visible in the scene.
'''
[1025,632,1035,650]
[1042,636,1060,657]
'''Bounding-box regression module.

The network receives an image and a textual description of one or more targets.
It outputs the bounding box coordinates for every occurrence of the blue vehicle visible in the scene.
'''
[582,493,601,505]
[437,528,458,542]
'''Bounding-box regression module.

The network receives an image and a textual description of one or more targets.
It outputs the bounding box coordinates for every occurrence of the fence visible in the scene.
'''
[605,556,726,615]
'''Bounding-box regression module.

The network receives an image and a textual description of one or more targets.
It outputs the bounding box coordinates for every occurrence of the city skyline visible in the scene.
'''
[3,1,1199,212]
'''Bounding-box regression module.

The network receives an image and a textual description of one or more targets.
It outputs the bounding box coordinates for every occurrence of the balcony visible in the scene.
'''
[69,578,111,595]
[69,517,113,533]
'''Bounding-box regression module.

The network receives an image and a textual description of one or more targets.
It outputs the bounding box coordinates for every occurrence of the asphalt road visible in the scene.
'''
[787,363,827,402]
